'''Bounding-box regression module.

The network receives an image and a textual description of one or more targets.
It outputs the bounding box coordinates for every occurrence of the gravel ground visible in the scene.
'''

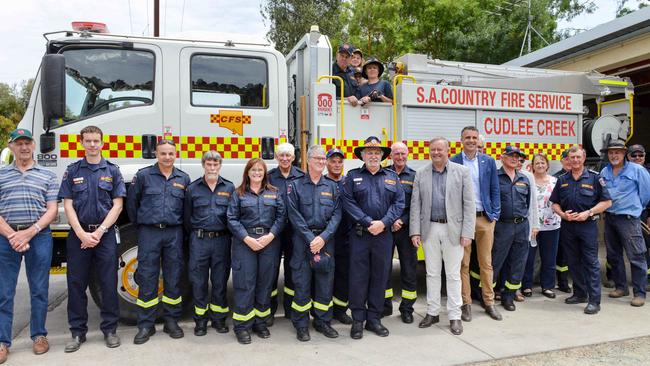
[470,336,650,366]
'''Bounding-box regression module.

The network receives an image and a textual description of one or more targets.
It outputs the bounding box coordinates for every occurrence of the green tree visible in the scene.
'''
[0,79,34,148]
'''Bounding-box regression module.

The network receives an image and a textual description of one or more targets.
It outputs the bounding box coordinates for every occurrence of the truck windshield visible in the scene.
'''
[55,48,154,126]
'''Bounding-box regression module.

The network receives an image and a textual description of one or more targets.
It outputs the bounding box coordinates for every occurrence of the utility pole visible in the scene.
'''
[154,0,160,37]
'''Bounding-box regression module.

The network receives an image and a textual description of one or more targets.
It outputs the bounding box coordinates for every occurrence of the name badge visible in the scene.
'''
[263,194,277,199]
[173,182,185,189]
[217,191,230,197]
[73,177,84,185]
[100,176,113,183]
[561,183,569,188]
[320,191,333,197]
[515,182,527,187]
[581,184,593,189]
[384,179,396,185]
[400,180,413,185]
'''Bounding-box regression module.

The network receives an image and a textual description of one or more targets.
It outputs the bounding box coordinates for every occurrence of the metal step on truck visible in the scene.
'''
[0,22,635,322]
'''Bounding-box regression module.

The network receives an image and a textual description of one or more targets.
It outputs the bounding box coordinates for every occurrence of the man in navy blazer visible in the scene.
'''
[450,126,502,321]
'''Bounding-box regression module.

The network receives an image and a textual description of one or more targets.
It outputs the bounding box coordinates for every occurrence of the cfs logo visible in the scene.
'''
[210,110,252,135]
[317,93,333,117]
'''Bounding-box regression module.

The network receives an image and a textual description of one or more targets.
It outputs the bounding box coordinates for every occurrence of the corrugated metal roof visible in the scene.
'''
[504,7,650,67]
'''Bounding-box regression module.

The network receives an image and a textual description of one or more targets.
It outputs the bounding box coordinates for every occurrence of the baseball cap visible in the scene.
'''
[503,145,526,159]
[9,128,34,143]
[561,149,569,159]
[326,147,345,159]
[627,144,645,155]
[337,43,353,55]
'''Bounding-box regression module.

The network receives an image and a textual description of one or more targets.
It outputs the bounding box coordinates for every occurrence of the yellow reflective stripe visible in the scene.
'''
[162,295,182,305]
[647,268,650,275]
[195,306,208,316]
[271,289,278,297]
[291,301,313,312]
[556,265,569,272]
[313,300,333,311]
[505,281,521,290]
[136,297,159,308]
[470,271,481,280]
[401,289,417,300]
[209,304,229,313]
[255,308,271,318]
[283,287,295,296]
[385,288,394,298]
[332,296,348,307]
[232,310,255,321]
[606,262,612,269]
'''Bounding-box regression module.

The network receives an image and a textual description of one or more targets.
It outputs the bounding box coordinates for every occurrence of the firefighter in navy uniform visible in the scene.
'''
[342,136,405,339]
[59,126,126,352]
[184,151,235,336]
[553,149,572,293]
[126,140,191,344]
[491,146,535,312]
[383,142,418,323]
[550,146,612,315]
[267,143,304,324]
[326,147,354,324]
[287,145,342,342]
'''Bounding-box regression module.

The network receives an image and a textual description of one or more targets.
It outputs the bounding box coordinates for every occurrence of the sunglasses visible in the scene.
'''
[157,139,176,147]
[630,153,645,158]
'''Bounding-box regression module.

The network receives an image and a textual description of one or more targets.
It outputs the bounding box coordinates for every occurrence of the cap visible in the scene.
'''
[628,144,645,155]
[337,43,353,55]
[503,145,526,159]
[561,149,569,159]
[310,251,333,273]
[353,136,392,161]
[8,128,33,143]
[352,48,363,57]
[326,147,345,159]
[361,57,385,79]
[604,140,627,151]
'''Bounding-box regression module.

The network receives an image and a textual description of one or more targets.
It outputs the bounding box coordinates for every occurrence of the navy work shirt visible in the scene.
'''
[184,176,235,232]
[226,188,286,241]
[390,165,416,226]
[58,158,126,225]
[342,165,405,229]
[550,168,611,214]
[332,62,358,98]
[268,166,304,205]
[287,174,342,244]
[126,164,190,226]
[356,80,394,101]
[497,167,531,219]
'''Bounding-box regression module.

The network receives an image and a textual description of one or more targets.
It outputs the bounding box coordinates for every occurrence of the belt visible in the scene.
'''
[146,223,179,229]
[8,223,34,231]
[80,223,101,232]
[605,213,637,220]
[500,217,527,224]
[195,229,229,239]
[247,227,270,235]
[476,211,487,217]
[431,218,447,224]
[310,228,324,235]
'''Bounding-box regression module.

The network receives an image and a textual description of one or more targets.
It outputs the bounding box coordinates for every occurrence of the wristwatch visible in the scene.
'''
[99,225,109,233]
[588,209,594,217]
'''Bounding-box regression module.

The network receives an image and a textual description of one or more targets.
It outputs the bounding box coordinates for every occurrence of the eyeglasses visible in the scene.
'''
[630,153,645,158]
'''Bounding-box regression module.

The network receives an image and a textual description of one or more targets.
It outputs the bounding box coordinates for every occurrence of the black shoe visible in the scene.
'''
[314,322,339,338]
[584,303,600,314]
[133,327,155,345]
[194,320,208,336]
[501,299,516,311]
[64,335,86,353]
[485,305,502,321]
[565,295,588,304]
[296,327,311,342]
[350,321,364,340]
[418,314,439,328]
[365,320,389,337]
[541,289,556,299]
[557,284,572,293]
[163,321,184,339]
[450,320,463,335]
[104,333,120,348]
[235,330,251,345]
[334,312,353,325]
[252,324,270,339]
[212,319,229,334]
[400,312,414,324]
[461,304,472,322]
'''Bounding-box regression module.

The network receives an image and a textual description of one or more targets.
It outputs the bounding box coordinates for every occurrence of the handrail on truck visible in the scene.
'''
[392,75,417,142]
[317,75,345,140]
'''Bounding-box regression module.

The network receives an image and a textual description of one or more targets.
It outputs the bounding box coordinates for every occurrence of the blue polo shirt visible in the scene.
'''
[600,161,650,217]
[0,162,59,225]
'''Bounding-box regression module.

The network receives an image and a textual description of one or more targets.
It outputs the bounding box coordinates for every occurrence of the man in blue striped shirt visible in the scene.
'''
[0,129,58,364]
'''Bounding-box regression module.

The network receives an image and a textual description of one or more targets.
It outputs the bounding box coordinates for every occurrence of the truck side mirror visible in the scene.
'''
[40,131,56,154]
[41,54,66,129]
[261,136,275,160]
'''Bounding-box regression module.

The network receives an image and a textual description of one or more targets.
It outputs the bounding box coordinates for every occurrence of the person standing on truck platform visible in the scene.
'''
[550,146,611,315]
[0,129,58,364]
[332,43,360,106]
[127,139,191,344]
[287,145,342,342]
[58,126,126,352]
[267,143,304,325]
[356,58,393,105]
[183,151,235,336]
[327,147,354,325]
[553,149,572,293]
[383,142,418,323]
[351,48,367,87]
[342,136,404,339]
[627,144,650,289]
[491,146,535,312]
[450,126,502,322]
[600,141,650,307]
[227,158,286,345]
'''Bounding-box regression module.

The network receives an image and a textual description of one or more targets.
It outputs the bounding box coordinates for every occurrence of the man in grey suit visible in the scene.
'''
[410,137,476,335]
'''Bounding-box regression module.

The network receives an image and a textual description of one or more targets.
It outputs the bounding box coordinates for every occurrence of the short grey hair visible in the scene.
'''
[276,142,295,156]
[202,150,223,165]
[307,145,326,159]
[568,145,585,157]
[429,136,450,150]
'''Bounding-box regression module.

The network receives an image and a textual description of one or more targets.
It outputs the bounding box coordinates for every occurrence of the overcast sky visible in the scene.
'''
[0,0,644,85]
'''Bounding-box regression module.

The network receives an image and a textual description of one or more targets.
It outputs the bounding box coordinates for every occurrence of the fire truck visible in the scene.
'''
[1,22,634,321]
